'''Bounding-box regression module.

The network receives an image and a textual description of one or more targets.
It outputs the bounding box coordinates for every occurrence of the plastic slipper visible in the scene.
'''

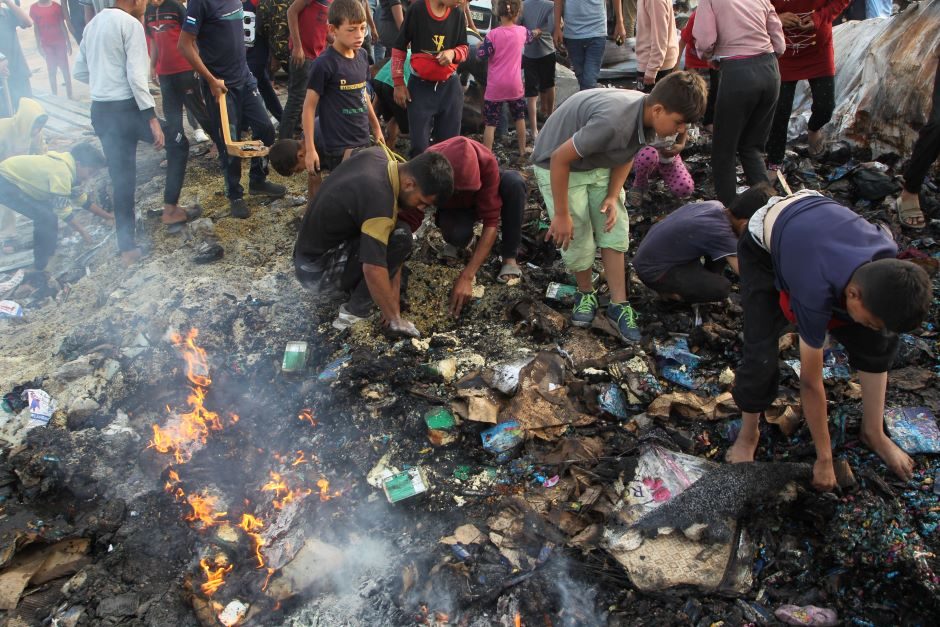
[496,262,523,285]
[896,195,925,230]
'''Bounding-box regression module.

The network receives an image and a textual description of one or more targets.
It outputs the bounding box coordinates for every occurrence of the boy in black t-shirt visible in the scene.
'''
[391,0,467,156]
[301,0,385,198]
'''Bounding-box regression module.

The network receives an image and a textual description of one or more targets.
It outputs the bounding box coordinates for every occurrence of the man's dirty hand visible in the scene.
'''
[812,458,837,492]
[387,317,421,338]
[449,274,473,317]
[305,148,321,174]
[545,213,574,250]
[394,84,411,108]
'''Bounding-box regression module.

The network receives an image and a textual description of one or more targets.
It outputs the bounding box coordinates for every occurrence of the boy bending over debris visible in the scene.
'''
[530,71,707,343]
[731,189,932,491]
[398,136,526,317]
[0,142,110,271]
[632,183,774,304]
[293,146,453,336]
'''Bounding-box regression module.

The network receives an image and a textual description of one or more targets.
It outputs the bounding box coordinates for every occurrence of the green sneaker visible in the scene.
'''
[607,302,642,343]
[571,290,599,327]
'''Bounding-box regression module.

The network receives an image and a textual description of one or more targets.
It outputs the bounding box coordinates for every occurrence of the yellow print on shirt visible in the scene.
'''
[432,34,446,52]
[339,80,367,91]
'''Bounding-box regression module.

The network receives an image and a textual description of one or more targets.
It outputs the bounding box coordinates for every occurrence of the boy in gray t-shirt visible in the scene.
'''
[530,71,706,343]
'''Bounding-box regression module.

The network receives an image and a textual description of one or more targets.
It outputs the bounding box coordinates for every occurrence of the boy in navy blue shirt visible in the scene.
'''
[301,0,384,197]
[178,0,286,218]
[730,191,931,491]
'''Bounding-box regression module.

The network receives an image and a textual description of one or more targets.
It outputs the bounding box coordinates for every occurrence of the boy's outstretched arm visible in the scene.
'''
[546,138,579,250]
[799,339,837,491]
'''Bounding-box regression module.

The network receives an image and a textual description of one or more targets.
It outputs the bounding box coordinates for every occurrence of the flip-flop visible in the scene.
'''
[164,204,204,234]
[496,262,523,284]
[895,195,925,230]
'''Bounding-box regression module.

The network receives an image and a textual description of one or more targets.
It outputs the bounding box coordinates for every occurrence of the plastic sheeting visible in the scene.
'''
[791,1,940,155]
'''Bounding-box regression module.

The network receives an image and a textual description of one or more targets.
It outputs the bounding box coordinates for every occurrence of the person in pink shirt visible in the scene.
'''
[693,0,785,205]
[635,0,678,93]
[477,0,540,158]
[30,0,74,99]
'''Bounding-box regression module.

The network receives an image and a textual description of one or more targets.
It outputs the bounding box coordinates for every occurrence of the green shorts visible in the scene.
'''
[534,166,630,272]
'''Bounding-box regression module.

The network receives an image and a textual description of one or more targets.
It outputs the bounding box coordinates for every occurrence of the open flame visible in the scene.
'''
[298,408,317,427]
[185,492,228,528]
[199,557,233,596]
[262,471,313,510]
[238,513,267,569]
[316,478,342,502]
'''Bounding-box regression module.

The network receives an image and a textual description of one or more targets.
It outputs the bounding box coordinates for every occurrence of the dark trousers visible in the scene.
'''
[643,258,731,304]
[279,59,313,140]
[202,78,275,200]
[90,99,156,252]
[703,68,719,126]
[406,74,463,157]
[435,170,526,260]
[904,62,940,195]
[766,76,835,165]
[638,66,676,93]
[246,47,284,120]
[712,53,780,206]
[565,36,606,91]
[159,71,213,205]
[731,232,898,413]
[0,176,58,270]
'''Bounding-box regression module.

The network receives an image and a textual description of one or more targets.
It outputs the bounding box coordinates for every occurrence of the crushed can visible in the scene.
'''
[281,341,308,373]
[425,408,458,446]
[481,420,524,463]
[383,467,430,503]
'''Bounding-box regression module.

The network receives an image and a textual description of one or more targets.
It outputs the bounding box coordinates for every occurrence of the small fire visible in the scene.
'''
[238,513,267,569]
[514,613,521,627]
[185,492,228,528]
[174,329,211,387]
[298,408,317,427]
[199,557,233,596]
[261,471,312,510]
[316,478,342,502]
[291,451,307,466]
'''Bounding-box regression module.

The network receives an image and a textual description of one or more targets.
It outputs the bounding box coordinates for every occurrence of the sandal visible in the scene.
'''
[164,204,204,234]
[895,195,925,230]
[496,262,523,284]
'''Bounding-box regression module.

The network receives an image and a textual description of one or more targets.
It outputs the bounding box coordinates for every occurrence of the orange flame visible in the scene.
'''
[238,513,267,569]
[199,557,233,596]
[185,492,228,527]
[291,451,307,466]
[316,478,342,501]
[514,613,521,627]
[173,329,211,387]
[298,408,317,427]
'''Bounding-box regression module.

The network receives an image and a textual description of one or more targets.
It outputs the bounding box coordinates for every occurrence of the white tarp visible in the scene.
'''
[792,1,940,155]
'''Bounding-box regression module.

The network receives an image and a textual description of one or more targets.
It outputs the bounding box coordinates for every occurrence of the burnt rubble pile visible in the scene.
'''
[0,115,938,626]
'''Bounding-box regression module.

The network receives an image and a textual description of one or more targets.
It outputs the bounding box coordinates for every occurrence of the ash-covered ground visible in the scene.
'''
[0,112,938,627]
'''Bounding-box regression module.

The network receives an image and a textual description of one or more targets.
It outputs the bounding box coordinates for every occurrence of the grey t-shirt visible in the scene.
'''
[520,0,555,58]
[531,88,650,171]
[632,201,739,282]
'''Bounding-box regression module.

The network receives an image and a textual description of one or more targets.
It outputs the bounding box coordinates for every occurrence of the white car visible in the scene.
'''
[466,0,496,34]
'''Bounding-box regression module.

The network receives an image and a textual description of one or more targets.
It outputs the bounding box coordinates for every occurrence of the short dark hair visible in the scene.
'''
[647,71,708,123]
[729,182,776,220]
[70,142,106,169]
[328,0,366,26]
[852,259,931,333]
[269,139,301,176]
[403,151,454,203]
[497,0,522,18]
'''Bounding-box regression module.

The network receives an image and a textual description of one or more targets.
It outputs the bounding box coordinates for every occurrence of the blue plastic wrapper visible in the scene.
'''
[786,348,851,381]
[451,543,472,562]
[655,337,702,389]
[598,383,629,419]
[481,420,524,463]
[884,407,940,454]
[317,355,352,382]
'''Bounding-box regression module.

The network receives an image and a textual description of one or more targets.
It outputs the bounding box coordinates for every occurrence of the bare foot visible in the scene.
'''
[726,428,760,463]
[861,431,915,481]
[120,248,144,266]
[161,205,189,225]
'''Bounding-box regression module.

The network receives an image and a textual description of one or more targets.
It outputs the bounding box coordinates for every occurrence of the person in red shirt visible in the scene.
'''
[145,0,213,228]
[282,0,331,139]
[30,0,73,99]
[765,0,851,168]
[678,11,717,130]
[397,136,526,316]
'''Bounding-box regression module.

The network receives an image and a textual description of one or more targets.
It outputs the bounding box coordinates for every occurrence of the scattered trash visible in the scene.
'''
[545,282,578,301]
[786,348,851,380]
[507,352,596,439]
[25,389,56,429]
[597,383,629,419]
[481,421,524,463]
[510,298,568,338]
[0,270,24,297]
[218,600,249,626]
[884,407,940,454]
[484,355,534,395]
[774,604,839,626]
[423,357,457,383]
[425,408,458,446]
[281,341,308,373]
[317,355,352,382]
[451,386,502,424]
[383,467,430,503]
[654,337,702,389]
[647,391,736,420]
[0,300,23,318]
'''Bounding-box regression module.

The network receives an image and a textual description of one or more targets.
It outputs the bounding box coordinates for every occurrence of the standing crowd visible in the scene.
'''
[0,0,937,493]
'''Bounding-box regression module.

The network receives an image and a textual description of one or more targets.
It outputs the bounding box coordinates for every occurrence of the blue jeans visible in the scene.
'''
[565,36,605,90]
